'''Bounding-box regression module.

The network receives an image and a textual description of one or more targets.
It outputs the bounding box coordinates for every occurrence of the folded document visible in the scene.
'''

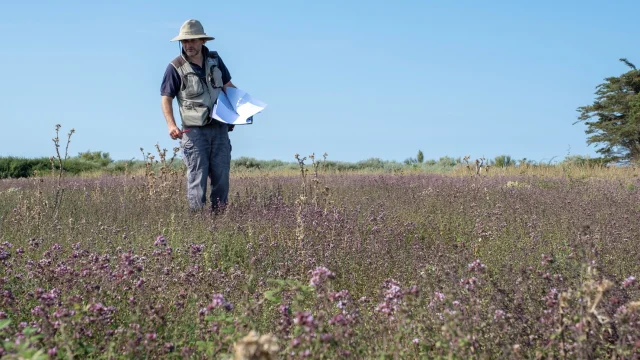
[211,87,267,125]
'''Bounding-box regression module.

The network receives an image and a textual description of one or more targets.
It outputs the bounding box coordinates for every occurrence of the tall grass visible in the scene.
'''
[0,151,639,358]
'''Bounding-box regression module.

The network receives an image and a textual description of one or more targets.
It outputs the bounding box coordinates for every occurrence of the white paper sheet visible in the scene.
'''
[211,88,267,125]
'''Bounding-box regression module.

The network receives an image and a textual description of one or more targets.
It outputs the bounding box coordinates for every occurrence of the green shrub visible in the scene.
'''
[562,155,609,167]
[77,151,113,167]
[437,156,457,167]
[0,157,51,178]
[494,155,514,167]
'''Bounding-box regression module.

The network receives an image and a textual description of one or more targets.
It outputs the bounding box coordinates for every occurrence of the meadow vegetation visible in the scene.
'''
[1,139,640,358]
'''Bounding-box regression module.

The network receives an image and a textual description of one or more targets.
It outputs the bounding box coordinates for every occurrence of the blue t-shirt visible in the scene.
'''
[160,47,232,98]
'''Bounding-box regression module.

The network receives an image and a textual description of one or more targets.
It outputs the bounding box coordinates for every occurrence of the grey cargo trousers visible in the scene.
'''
[180,121,231,212]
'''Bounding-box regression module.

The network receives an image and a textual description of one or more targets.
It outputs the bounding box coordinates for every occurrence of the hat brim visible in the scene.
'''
[170,34,215,42]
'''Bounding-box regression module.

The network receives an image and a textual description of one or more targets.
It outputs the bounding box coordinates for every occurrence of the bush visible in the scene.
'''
[321,161,357,172]
[494,155,514,167]
[0,157,52,178]
[77,151,113,167]
[562,155,610,167]
[232,157,263,169]
[403,157,418,166]
[437,156,457,167]
[0,156,116,179]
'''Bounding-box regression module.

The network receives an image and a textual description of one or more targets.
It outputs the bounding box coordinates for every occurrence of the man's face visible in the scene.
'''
[181,39,205,57]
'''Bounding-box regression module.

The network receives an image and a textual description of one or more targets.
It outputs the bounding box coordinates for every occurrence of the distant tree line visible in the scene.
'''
[1,151,612,179]
[404,151,607,169]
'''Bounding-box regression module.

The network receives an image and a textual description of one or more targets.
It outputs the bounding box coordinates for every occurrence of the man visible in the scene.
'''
[160,19,236,213]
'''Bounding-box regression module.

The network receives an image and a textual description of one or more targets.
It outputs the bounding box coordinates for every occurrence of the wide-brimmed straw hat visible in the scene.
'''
[170,19,215,42]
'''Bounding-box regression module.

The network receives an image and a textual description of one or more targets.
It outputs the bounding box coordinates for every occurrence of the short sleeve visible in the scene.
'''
[160,64,181,98]
[217,55,232,85]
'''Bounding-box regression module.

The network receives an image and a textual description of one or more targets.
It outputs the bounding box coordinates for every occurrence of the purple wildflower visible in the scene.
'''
[320,333,334,343]
[293,311,317,332]
[468,259,486,272]
[291,337,301,347]
[329,313,347,326]
[544,288,559,307]
[309,266,335,287]
[460,277,479,291]
[154,235,166,247]
[31,306,45,316]
[190,244,204,255]
[376,279,408,319]
[211,293,225,307]
[205,293,233,312]
[88,303,107,313]
[0,250,9,261]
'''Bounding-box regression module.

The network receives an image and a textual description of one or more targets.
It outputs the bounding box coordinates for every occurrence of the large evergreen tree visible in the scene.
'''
[576,59,640,163]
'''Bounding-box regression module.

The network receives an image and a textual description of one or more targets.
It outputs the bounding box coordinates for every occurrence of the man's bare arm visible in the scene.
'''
[162,96,182,139]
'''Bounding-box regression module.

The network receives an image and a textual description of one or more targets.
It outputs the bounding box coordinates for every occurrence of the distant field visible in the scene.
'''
[1,167,639,358]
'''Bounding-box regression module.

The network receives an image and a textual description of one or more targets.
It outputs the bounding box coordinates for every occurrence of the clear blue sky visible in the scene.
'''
[1,0,638,163]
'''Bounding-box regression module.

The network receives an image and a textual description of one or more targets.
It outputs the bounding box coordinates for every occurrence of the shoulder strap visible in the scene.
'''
[208,51,220,67]
[170,55,186,70]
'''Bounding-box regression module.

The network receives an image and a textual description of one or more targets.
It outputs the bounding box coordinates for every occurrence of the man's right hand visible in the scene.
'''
[169,125,182,140]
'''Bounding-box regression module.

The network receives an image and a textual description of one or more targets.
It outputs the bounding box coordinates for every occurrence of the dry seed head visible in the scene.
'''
[559,291,571,308]
[233,330,279,360]
[628,301,640,311]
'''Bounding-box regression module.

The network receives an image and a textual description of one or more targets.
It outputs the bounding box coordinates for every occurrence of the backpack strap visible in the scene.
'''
[170,55,186,70]
[208,51,219,66]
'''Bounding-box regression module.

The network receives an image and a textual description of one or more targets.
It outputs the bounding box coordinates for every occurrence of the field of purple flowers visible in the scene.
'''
[1,167,639,359]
